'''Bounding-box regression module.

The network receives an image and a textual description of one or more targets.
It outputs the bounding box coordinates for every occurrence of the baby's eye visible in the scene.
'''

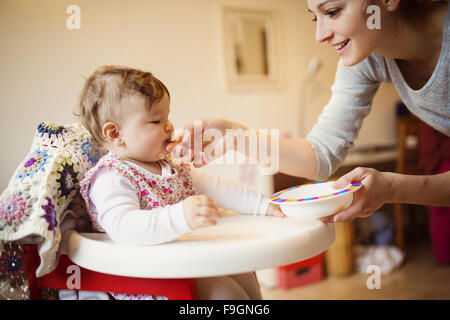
[150,120,160,124]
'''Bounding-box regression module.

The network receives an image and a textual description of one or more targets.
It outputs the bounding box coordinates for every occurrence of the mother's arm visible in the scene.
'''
[171,56,385,180]
[320,168,450,223]
[169,118,319,178]
[305,56,385,180]
[215,121,320,179]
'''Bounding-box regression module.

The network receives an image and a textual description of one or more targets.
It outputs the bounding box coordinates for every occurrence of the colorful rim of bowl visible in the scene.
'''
[269,181,362,203]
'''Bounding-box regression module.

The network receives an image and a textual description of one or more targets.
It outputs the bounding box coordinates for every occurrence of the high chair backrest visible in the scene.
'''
[0,122,105,298]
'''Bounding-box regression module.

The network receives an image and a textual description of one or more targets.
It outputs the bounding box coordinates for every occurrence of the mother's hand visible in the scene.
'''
[319,167,394,223]
[167,118,242,168]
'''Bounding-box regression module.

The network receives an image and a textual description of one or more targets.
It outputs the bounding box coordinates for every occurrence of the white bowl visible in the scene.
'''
[269,181,362,219]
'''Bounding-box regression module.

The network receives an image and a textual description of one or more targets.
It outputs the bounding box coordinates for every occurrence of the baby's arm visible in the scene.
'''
[190,169,282,216]
[89,168,191,246]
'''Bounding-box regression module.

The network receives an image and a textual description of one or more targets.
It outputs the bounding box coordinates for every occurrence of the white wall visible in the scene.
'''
[0,0,399,193]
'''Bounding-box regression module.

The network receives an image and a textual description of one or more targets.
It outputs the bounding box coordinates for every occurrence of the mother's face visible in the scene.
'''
[307,0,381,66]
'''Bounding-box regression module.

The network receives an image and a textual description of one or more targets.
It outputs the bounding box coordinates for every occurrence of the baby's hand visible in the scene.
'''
[182,195,222,229]
[266,203,286,218]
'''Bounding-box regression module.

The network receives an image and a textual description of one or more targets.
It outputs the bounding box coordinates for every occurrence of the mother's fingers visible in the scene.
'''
[332,205,361,223]
[196,137,227,167]
[332,189,366,223]
[172,143,185,159]
[192,152,209,168]
[318,188,365,223]
[319,214,335,224]
[172,126,207,165]
[172,119,236,167]
[318,206,360,223]
[166,135,184,153]
[333,167,367,189]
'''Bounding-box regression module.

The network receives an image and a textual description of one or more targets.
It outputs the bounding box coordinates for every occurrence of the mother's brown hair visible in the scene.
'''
[397,0,448,19]
[365,0,448,25]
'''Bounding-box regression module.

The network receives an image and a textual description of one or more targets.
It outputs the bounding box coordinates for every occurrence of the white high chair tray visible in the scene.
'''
[62,212,334,279]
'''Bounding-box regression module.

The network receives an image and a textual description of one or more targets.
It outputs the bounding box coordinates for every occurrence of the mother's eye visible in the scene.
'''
[311,7,341,22]
[326,8,341,18]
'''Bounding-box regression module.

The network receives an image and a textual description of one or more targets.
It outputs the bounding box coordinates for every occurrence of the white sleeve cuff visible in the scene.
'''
[190,169,271,216]
[257,197,271,216]
[167,201,192,235]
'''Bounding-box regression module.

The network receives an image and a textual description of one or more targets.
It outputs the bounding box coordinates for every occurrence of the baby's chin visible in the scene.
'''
[131,149,168,163]
[157,145,171,160]
[158,151,167,160]
[158,137,181,160]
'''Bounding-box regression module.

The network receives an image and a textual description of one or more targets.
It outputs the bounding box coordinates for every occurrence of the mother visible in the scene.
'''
[170,0,450,254]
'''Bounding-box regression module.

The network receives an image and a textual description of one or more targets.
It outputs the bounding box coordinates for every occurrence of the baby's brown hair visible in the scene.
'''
[75,65,170,148]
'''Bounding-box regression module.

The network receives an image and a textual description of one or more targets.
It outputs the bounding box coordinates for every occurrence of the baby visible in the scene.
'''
[73,65,283,300]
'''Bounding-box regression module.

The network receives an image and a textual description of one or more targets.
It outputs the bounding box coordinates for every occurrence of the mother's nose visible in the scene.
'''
[315,19,333,43]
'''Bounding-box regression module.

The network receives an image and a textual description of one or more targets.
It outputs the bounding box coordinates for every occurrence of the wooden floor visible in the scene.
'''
[261,243,450,300]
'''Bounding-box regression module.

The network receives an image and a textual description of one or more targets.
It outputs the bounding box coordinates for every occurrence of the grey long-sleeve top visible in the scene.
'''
[306,5,450,180]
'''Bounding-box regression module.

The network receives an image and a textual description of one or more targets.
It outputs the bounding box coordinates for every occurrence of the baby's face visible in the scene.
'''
[119,92,174,163]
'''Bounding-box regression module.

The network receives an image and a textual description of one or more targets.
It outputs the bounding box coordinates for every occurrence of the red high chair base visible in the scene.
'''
[23,244,197,300]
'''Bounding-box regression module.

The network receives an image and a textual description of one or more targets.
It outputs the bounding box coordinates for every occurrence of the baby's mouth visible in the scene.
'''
[166,135,183,152]
[158,137,181,160]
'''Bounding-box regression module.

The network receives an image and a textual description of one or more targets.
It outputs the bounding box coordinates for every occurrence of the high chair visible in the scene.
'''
[23,241,197,300]
[23,231,198,300]
[0,122,333,300]
[22,214,335,300]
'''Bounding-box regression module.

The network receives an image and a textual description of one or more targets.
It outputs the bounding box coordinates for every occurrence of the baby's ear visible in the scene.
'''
[102,122,124,146]
[382,0,401,12]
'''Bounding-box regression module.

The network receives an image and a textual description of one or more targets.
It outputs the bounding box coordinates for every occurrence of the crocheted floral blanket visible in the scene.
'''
[0,122,104,299]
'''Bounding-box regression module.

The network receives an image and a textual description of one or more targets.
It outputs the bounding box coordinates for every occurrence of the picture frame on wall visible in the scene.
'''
[222,7,284,91]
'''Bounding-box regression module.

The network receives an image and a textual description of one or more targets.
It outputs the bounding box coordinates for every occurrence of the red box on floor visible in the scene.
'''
[277,254,324,289]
